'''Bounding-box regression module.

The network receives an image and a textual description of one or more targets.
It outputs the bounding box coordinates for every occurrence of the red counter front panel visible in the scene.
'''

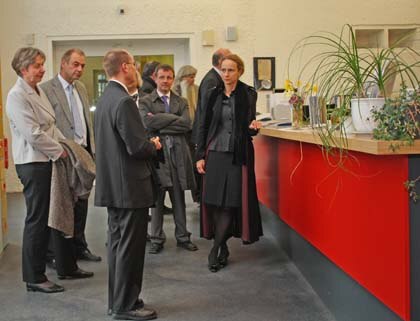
[254,136,410,321]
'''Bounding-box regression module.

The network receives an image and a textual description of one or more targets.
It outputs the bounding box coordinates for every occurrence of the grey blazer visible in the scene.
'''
[41,76,95,155]
[6,77,64,164]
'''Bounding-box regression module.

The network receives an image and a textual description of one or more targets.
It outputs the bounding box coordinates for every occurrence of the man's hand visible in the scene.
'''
[150,136,162,150]
[196,159,206,174]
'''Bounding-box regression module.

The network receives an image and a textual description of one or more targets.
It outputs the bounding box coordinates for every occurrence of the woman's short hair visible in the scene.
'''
[11,47,46,77]
[221,54,245,76]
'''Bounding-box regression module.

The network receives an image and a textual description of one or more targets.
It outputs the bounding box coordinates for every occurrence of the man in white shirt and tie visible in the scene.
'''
[41,48,100,271]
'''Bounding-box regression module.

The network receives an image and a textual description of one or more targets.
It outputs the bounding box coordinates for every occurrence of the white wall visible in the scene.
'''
[1,0,419,191]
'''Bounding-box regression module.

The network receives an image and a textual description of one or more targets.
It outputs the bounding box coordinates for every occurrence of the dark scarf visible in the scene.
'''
[232,81,251,165]
[206,81,251,165]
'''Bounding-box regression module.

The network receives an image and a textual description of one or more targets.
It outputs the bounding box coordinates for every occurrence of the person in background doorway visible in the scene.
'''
[173,65,198,118]
[140,60,160,94]
[195,54,263,272]
[172,65,200,202]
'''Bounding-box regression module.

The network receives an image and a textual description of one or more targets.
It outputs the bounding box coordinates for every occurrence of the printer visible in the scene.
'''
[267,92,291,124]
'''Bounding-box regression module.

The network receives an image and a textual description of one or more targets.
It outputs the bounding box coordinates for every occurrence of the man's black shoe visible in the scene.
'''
[58,268,94,280]
[162,205,172,215]
[77,249,102,262]
[177,241,198,251]
[26,281,64,293]
[149,243,163,254]
[108,299,144,316]
[113,307,157,320]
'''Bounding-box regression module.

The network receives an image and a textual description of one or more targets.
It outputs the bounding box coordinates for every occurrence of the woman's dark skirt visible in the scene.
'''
[203,151,241,208]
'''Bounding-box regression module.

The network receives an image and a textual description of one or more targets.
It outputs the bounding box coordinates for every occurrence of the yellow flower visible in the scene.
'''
[284,79,294,92]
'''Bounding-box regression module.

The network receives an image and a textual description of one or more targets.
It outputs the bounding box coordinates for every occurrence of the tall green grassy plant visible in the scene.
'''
[286,24,420,163]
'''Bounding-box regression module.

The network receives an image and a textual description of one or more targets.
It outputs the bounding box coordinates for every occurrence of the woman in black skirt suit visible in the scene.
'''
[195,54,263,272]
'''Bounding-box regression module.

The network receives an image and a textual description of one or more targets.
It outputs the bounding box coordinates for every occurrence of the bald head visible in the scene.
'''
[212,48,232,69]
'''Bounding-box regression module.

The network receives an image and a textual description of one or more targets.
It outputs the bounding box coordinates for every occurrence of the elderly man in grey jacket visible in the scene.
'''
[139,64,197,254]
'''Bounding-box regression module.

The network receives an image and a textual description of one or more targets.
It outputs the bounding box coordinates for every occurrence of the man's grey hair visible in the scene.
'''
[61,48,86,63]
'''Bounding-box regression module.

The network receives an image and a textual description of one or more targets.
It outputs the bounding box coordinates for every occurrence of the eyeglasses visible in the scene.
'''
[125,61,141,71]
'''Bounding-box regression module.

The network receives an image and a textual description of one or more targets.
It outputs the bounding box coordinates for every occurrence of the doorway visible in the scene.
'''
[49,36,193,106]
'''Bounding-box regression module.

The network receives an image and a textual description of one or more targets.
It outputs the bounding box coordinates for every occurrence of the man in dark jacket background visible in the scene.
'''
[191,48,231,144]
[140,60,160,94]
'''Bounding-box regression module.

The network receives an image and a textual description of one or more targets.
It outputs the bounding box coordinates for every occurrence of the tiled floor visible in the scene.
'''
[0,192,336,321]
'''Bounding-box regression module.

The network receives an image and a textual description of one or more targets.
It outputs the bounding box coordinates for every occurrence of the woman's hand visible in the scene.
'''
[150,136,162,150]
[196,159,206,174]
[249,120,262,130]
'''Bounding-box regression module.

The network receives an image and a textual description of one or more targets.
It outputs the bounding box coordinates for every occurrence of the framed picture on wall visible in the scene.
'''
[253,57,275,90]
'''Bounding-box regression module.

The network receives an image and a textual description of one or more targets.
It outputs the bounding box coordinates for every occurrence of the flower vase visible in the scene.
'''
[291,104,303,129]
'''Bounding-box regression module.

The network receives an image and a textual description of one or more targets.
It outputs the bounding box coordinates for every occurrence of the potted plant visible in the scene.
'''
[371,86,420,200]
[286,24,420,148]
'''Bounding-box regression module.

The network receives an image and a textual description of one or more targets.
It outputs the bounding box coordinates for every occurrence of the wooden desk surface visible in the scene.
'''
[260,126,420,155]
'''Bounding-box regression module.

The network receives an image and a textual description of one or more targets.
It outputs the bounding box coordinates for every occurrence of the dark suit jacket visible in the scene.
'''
[140,77,156,94]
[94,81,157,209]
[191,68,223,144]
[41,76,95,155]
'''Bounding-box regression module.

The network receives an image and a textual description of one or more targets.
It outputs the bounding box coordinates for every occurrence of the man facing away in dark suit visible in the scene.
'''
[191,48,231,144]
[95,49,161,321]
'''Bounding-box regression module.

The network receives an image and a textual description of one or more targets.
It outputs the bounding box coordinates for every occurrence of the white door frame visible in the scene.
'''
[45,33,197,79]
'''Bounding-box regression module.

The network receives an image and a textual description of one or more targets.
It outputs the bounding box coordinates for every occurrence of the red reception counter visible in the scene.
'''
[254,127,420,321]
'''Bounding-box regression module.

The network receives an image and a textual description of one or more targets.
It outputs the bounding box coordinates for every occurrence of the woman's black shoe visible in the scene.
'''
[208,247,220,273]
[218,244,230,268]
[26,281,64,293]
